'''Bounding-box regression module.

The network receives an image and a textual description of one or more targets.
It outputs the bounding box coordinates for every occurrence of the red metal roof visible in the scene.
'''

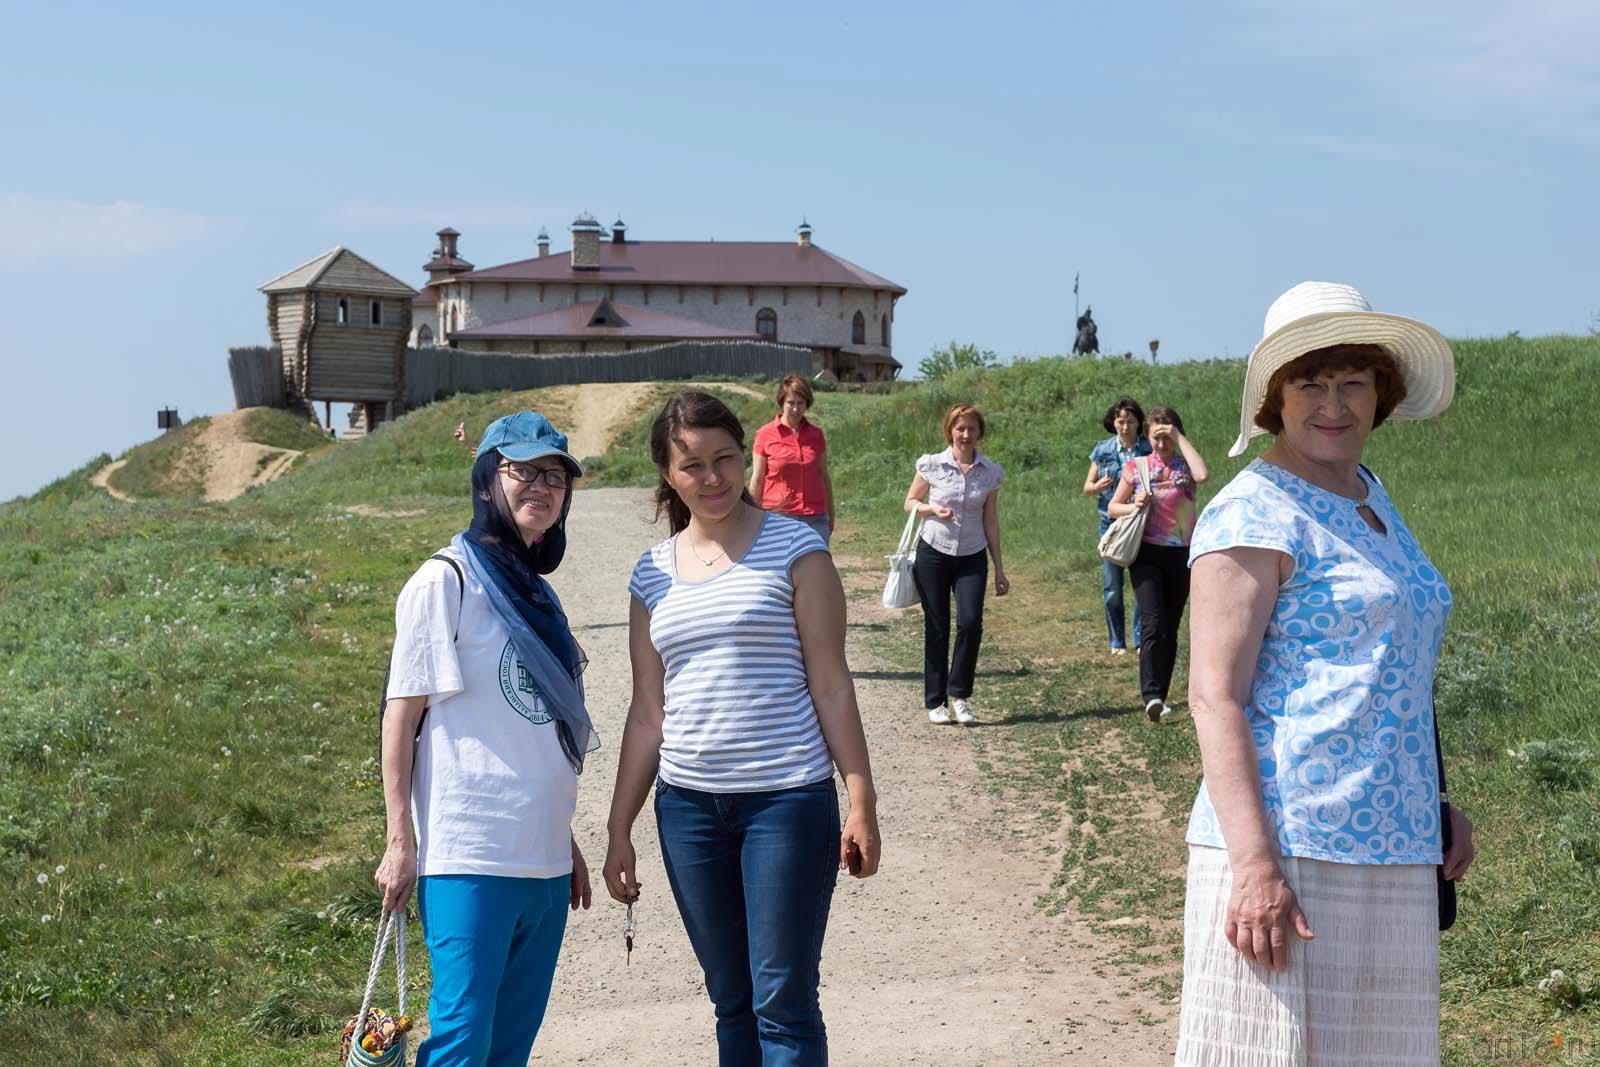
[423,254,474,273]
[413,286,437,307]
[453,300,758,341]
[454,241,906,295]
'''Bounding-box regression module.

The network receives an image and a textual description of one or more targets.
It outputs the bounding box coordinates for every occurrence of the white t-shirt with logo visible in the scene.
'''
[385,545,577,879]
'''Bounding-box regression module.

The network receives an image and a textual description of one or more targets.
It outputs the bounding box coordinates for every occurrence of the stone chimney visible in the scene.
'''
[570,213,603,270]
[796,218,813,248]
[537,227,550,258]
[612,216,628,244]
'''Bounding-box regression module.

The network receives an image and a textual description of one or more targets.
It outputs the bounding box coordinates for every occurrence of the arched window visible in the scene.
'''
[851,310,865,345]
[416,324,434,348]
[881,313,890,346]
[336,298,349,325]
[370,300,383,326]
[756,307,777,342]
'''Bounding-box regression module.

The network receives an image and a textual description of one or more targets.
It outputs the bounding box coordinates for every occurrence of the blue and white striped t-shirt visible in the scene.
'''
[628,512,836,793]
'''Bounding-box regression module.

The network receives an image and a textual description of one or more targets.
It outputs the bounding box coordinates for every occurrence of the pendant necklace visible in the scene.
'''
[688,533,728,567]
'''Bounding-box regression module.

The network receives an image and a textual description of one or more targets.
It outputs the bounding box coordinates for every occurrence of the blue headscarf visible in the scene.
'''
[457,450,598,773]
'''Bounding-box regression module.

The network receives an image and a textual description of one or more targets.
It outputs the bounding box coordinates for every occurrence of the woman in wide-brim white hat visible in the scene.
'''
[1175,282,1476,1065]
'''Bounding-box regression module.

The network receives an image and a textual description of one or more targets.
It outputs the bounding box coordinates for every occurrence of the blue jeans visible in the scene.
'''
[655,778,840,1067]
[414,873,570,1067]
[789,512,832,546]
[1099,515,1143,650]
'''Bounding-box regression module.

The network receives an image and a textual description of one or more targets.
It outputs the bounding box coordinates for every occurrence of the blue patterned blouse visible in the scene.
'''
[1184,460,1452,866]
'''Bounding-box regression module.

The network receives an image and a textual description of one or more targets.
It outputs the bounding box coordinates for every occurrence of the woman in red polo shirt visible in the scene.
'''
[749,373,835,544]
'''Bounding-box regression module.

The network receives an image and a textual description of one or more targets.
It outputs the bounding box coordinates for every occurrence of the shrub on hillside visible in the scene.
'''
[918,341,998,381]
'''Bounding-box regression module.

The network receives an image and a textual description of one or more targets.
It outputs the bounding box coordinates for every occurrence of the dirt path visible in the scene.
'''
[545,381,657,461]
[196,411,302,502]
[399,488,1175,1063]
[90,459,135,502]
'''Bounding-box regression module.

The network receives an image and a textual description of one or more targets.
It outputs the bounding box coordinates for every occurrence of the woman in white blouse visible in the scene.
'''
[902,402,1009,725]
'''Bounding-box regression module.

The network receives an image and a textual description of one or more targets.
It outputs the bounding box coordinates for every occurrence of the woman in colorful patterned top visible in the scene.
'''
[750,373,835,544]
[603,391,880,1067]
[1083,396,1152,655]
[1174,282,1477,1066]
[1105,405,1209,722]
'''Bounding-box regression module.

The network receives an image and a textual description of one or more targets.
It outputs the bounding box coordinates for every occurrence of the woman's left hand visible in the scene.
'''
[994,570,1010,597]
[841,806,881,879]
[1443,805,1476,881]
[570,839,593,911]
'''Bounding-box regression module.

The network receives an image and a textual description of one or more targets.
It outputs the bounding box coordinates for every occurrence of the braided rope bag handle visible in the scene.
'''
[349,909,408,1066]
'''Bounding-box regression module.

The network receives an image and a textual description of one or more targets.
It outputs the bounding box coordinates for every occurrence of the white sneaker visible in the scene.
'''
[927,705,952,725]
[952,699,977,726]
[1145,698,1164,724]
[1159,703,1188,723]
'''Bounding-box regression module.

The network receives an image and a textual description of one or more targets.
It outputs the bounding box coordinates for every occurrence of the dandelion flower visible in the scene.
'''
[54,865,65,875]
[36,873,48,886]
[154,918,164,926]
[41,914,52,924]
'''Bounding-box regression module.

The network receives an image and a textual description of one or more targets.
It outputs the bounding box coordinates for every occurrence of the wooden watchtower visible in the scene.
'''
[259,248,416,433]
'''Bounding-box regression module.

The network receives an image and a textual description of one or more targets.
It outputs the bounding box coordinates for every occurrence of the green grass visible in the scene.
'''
[809,337,1600,1060]
[240,408,337,454]
[2,340,1596,1062]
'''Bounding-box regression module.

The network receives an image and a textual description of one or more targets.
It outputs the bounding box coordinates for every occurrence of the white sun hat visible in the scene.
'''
[1228,281,1455,457]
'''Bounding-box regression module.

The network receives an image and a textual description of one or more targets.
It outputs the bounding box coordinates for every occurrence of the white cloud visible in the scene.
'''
[0,194,226,261]
[325,199,580,232]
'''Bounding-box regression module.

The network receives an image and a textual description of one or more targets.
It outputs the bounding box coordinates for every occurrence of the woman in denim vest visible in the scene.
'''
[1083,396,1151,655]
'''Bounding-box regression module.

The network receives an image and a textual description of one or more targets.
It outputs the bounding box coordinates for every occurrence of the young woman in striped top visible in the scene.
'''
[603,391,880,1067]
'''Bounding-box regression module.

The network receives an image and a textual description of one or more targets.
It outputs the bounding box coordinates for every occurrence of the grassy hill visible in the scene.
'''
[1,339,1596,1063]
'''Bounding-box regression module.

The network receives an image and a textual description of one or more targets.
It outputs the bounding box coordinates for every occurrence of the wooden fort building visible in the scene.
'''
[258,248,416,430]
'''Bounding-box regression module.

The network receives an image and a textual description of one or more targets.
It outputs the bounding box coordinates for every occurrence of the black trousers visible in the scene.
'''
[912,541,988,709]
[1130,541,1191,703]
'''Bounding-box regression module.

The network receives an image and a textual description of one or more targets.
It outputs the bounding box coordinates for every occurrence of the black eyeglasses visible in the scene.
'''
[498,463,570,489]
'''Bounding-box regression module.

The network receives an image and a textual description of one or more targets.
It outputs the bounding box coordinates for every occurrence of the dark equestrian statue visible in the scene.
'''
[1074,307,1100,355]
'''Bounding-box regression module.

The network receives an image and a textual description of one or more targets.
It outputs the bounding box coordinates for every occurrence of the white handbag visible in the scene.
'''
[1096,457,1152,568]
[882,509,924,610]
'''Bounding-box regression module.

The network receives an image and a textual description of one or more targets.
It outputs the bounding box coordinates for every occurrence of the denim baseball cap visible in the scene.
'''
[478,411,584,476]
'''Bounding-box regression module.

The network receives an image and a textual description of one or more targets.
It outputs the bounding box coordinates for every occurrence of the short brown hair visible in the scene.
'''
[1147,405,1185,435]
[776,373,813,410]
[1254,343,1408,435]
[942,402,987,443]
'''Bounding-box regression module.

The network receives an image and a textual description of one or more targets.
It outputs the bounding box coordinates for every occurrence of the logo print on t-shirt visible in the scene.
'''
[498,641,552,725]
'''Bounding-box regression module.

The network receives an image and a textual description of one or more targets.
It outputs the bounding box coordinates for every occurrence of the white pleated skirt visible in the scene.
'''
[1174,845,1440,1067]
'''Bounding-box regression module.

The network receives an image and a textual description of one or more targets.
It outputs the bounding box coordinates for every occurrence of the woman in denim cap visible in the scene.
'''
[604,392,880,1067]
[1176,283,1477,1065]
[1083,396,1151,655]
[377,411,599,1065]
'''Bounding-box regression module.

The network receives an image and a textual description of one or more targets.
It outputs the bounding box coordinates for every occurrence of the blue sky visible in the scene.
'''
[3,0,1596,499]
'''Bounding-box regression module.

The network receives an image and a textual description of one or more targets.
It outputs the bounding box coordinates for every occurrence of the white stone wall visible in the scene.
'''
[410,305,438,347]
[445,279,897,361]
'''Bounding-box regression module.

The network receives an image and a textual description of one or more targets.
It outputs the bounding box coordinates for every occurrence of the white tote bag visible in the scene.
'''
[882,510,924,610]
[1096,457,1152,568]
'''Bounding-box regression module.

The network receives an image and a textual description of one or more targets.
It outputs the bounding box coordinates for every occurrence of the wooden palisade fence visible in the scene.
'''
[230,341,812,413]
